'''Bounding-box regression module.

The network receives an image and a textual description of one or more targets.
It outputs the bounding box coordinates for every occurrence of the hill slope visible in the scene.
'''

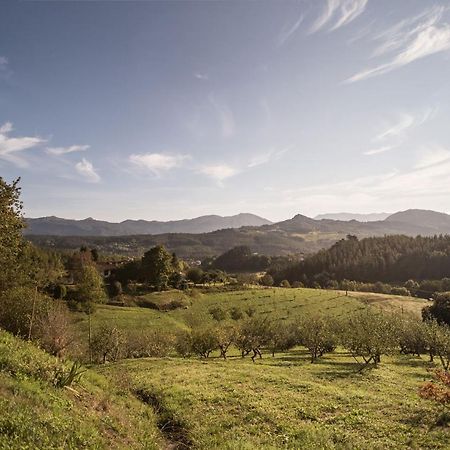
[0,329,161,449]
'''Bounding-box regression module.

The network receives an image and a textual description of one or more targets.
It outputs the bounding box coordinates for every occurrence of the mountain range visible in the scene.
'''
[26,209,450,258]
[314,212,391,222]
[24,213,272,236]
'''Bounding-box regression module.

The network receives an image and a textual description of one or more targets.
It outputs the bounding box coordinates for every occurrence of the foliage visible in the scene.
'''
[75,264,107,313]
[211,245,269,272]
[340,309,398,366]
[297,315,337,362]
[260,273,274,286]
[141,245,173,290]
[423,292,450,326]
[90,324,125,363]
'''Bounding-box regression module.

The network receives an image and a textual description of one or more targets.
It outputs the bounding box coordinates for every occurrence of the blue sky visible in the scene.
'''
[2,0,450,222]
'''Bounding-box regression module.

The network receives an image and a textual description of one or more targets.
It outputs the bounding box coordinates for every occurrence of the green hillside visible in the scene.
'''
[0,329,161,449]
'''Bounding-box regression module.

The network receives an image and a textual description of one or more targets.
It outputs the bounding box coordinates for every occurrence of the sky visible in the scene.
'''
[2,0,450,222]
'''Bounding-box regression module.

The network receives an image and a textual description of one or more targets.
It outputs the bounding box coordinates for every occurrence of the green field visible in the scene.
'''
[75,287,426,338]
[3,287,445,449]
[100,350,450,449]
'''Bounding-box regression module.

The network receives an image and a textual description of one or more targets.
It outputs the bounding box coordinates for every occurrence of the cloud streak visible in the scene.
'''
[310,0,368,33]
[46,145,90,156]
[347,6,450,82]
[209,95,236,138]
[0,121,46,167]
[277,14,304,46]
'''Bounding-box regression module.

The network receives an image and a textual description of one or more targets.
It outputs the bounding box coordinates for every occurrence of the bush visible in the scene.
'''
[174,330,193,358]
[90,324,125,363]
[125,329,174,358]
[229,306,244,321]
[209,306,227,321]
[279,280,291,288]
[390,287,410,296]
[260,274,274,287]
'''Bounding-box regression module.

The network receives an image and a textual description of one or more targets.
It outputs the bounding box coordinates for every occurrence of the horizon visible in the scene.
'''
[2,1,450,222]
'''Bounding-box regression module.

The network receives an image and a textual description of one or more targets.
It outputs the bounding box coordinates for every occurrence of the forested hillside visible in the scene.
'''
[273,235,450,284]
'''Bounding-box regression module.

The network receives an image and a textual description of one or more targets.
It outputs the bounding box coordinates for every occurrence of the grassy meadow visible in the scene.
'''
[101,349,450,449]
[75,287,426,338]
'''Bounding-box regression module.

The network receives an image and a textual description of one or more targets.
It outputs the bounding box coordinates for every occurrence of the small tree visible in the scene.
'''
[215,324,236,359]
[229,306,244,321]
[340,309,398,367]
[190,327,218,358]
[267,321,298,357]
[279,280,291,288]
[297,315,336,363]
[235,316,271,362]
[90,324,125,363]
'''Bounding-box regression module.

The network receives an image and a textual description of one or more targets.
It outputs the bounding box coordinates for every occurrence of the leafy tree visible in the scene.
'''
[215,324,236,359]
[186,267,203,284]
[190,327,218,358]
[279,279,291,288]
[90,324,125,363]
[235,316,271,362]
[141,245,173,290]
[76,265,106,311]
[260,273,274,287]
[423,292,450,326]
[297,315,336,363]
[267,322,298,357]
[340,309,398,367]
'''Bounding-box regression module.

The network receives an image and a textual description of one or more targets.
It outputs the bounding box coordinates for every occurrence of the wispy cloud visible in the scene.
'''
[75,158,100,183]
[46,145,90,156]
[209,95,236,138]
[195,73,209,81]
[346,6,450,82]
[0,121,46,167]
[310,0,368,34]
[129,153,189,176]
[0,56,7,70]
[414,146,450,169]
[248,146,291,168]
[364,109,436,156]
[375,113,415,141]
[277,14,304,46]
[281,151,450,213]
[363,145,394,156]
[199,164,237,185]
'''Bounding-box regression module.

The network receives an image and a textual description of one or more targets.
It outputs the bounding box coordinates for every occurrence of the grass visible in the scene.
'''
[0,329,161,449]
[101,351,450,449]
[75,287,427,339]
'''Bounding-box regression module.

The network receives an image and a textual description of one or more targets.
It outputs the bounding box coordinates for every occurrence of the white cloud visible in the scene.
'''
[0,56,7,67]
[277,14,304,46]
[0,122,13,134]
[375,114,415,141]
[364,145,393,156]
[200,164,237,184]
[209,95,236,138]
[0,121,46,167]
[129,153,189,175]
[310,0,368,33]
[346,6,450,82]
[46,145,90,156]
[75,158,100,183]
